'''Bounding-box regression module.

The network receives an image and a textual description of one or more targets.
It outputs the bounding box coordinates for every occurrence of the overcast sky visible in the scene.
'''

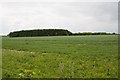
[0,0,118,35]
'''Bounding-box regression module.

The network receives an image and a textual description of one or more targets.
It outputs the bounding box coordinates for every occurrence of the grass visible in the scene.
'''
[0,36,2,78]
[2,35,118,78]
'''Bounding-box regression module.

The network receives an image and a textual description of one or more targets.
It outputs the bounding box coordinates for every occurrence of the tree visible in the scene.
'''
[8,29,72,37]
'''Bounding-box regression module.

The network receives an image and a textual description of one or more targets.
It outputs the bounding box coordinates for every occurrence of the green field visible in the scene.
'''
[2,35,118,78]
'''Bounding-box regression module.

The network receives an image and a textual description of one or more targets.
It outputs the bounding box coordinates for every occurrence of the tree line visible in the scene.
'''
[72,32,116,36]
[8,29,117,37]
[8,29,72,37]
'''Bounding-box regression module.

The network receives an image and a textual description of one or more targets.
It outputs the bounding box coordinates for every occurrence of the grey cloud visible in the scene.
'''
[0,2,118,35]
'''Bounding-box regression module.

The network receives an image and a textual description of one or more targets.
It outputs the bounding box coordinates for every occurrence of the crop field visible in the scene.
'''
[2,35,118,78]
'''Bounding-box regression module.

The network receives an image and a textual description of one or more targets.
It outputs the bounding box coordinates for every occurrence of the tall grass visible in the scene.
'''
[2,35,118,78]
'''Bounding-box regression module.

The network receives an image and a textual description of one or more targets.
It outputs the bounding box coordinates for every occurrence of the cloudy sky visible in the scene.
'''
[0,0,118,35]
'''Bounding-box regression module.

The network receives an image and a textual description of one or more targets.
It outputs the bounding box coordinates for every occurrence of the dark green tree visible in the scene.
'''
[8,29,72,37]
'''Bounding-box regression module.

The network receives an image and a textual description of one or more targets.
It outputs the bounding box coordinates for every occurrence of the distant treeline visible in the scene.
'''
[8,29,117,37]
[72,32,116,36]
[8,29,72,37]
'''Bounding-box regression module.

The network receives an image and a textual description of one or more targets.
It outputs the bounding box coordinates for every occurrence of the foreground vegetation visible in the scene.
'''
[0,37,2,78]
[2,35,118,78]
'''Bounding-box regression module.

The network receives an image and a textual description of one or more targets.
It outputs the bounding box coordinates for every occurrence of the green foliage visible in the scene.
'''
[2,35,118,78]
[8,29,72,37]
[8,29,116,37]
[0,36,2,78]
[72,32,117,36]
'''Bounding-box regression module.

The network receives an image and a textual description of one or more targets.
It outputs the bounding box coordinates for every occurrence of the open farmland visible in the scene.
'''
[2,35,118,78]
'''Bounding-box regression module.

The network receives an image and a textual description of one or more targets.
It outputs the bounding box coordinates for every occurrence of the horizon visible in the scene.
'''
[0,28,118,36]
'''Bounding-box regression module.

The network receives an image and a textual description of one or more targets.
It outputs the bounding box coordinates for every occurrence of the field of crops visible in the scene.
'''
[2,35,118,78]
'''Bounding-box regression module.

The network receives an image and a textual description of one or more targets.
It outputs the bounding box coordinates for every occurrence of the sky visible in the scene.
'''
[0,0,119,35]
